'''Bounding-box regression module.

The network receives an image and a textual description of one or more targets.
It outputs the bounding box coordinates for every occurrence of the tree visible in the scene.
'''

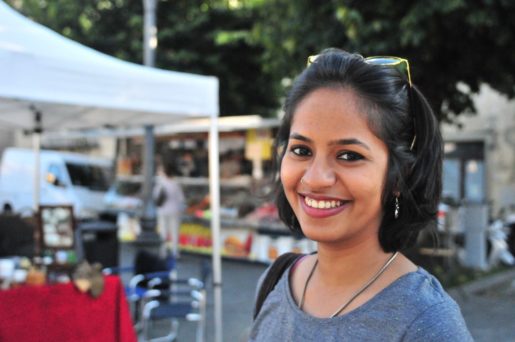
[5,0,144,62]
[249,0,515,122]
[7,0,515,121]
[154,1,279,116]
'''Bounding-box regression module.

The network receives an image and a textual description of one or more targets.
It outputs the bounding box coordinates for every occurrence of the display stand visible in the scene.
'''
[178,215,315,264]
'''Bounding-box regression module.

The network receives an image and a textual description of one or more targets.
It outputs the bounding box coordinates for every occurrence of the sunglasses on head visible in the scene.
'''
[364,56,412,87]
[307,55,412,87]
[306,53,416,150]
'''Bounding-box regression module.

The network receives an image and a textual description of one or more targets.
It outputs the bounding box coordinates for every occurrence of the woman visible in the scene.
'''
[154,161,185,258]
[250,49,472,341]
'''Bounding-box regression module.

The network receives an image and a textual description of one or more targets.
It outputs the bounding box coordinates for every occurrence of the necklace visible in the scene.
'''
[298,252,399,318]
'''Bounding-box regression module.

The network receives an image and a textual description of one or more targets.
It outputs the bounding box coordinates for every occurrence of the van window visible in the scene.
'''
[65,162,111,191]
[115,180,142,196]
[47,163,66,186]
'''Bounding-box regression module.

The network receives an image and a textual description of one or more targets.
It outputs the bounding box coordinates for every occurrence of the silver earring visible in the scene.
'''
[394,196,400,219]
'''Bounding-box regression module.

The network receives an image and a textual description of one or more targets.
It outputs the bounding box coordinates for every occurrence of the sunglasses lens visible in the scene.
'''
[307,55,319,66]
[365,57,402,66]
[365,56,411,86]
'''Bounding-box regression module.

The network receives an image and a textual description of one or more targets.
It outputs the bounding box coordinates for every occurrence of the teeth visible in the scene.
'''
[304,196,343,209]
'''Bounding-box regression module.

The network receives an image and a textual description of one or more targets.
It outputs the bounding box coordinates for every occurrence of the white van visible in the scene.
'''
[0,147,113,219]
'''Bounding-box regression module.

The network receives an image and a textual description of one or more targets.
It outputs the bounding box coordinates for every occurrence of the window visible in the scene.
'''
[442,141,486,204]
[65,162,111,191]
[443,159,460,202]
[115,180,142,196]
[464,160,485,202]
[47,163,66,186]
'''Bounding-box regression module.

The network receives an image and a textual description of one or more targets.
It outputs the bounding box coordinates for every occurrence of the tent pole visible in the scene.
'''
[32,132,40,213]
[138,124,160,242]
[142,124,155,219]
[141,0,158,241]
[142,0,157,67]
[32,108,42,214]
[209,114,222,342]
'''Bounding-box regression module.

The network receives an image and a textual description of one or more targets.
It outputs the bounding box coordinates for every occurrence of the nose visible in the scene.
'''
[301,156,336,189]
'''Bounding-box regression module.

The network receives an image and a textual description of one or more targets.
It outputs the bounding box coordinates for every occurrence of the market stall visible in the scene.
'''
[177,176,317,264]
[101,116,317,264]
[0,1,224,340]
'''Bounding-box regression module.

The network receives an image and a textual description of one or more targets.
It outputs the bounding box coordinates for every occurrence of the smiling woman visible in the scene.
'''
[250,49,472,341]
[281,87,388,247]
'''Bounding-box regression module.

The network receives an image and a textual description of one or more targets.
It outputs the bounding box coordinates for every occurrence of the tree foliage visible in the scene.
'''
[6,0,515,121]
[6,0,144,61]
[248,0,515,122]
[154,1,279,116]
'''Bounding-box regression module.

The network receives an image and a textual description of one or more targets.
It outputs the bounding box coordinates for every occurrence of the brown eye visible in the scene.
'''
[291,146,312,156]
[338,151,364,161]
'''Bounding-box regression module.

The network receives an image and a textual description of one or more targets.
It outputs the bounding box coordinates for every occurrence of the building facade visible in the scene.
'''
[441,84,515,217]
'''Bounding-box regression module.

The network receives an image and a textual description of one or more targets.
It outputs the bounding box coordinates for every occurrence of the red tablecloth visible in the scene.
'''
[0,275,137,342]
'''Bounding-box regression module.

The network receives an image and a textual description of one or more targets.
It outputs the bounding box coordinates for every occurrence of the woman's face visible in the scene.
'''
[281,87,389,249]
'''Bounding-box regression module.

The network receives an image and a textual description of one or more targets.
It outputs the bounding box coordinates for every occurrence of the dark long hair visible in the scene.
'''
[273,48,443,252]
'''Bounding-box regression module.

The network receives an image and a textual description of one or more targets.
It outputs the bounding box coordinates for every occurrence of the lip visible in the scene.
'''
[299,194,350,218]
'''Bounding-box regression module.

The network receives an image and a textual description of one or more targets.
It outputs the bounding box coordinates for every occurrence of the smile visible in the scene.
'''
[304,196,343,209]
[300,195,350,218]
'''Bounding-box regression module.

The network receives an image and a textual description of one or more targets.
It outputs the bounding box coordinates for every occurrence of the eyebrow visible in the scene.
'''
[289,133,370,150]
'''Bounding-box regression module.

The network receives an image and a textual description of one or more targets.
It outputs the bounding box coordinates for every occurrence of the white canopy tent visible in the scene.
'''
[0,1,223,340]
[0,3,218,129]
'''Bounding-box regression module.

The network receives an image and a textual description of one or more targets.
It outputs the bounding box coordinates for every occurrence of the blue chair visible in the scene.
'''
[102,251,178,330]
[103,253,210,341]
[140,277,206,342]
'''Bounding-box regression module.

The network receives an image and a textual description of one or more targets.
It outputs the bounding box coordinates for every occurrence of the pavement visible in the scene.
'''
[137,254,515,342]
[449,269,515,341]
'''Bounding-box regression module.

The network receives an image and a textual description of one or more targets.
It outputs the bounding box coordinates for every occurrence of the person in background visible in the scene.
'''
[154,161,185,258]
[220,150,242,178]
[2,203,13,214]
[178,152,197,177]
[0,203,34,258]
[250,49,472,341]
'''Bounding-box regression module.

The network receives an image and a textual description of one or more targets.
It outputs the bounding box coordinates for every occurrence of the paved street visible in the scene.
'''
[450,270,515,341]
[141,255,515,342]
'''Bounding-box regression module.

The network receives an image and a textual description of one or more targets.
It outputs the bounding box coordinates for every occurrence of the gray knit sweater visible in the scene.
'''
[250,266,473,341]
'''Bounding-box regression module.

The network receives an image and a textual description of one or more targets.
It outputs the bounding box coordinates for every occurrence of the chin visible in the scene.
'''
[299,222,344,242]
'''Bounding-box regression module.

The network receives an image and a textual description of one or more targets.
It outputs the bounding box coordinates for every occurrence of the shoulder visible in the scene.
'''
[396,269,472,341]
[256,252,307,296]
[386,269,445,313]
[254,253,305,315]
[161,177,178,189]
[401,300,473,341]
[169,178,182,189]
[289,254,316,304]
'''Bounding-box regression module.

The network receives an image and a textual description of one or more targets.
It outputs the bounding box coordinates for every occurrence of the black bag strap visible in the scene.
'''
[253,252,303,320]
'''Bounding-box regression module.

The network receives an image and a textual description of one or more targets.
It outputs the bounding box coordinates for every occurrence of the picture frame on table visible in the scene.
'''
[37,205,76,251]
